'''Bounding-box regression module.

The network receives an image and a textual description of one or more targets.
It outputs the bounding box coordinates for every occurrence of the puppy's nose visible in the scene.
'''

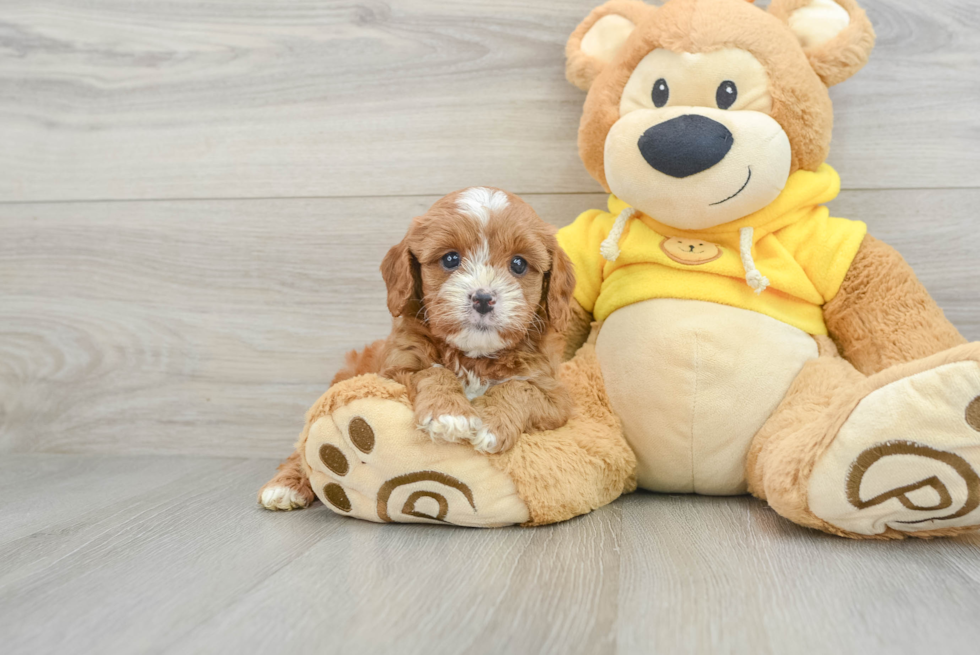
[637,115,733,178]
[471,291,495,315]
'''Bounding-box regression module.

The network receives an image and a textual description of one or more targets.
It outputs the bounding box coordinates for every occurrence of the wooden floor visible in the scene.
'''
[1,1,979,653]
[2,454,980,655]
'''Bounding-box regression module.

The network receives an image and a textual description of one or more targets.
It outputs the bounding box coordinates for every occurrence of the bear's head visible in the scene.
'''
[566,0,875,230]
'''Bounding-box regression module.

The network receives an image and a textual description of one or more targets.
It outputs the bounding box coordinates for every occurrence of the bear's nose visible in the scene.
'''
[637,115,733,178]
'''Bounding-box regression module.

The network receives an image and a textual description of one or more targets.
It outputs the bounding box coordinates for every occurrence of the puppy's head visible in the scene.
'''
[381,187,575,358]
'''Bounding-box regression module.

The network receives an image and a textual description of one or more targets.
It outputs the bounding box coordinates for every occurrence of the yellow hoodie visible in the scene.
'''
[556,164,867,336]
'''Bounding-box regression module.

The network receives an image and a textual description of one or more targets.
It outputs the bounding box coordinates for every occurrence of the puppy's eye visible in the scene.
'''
[651,78,669,108]
[441,252,461,270]
[716,80,737,110]
[510,256,528,276]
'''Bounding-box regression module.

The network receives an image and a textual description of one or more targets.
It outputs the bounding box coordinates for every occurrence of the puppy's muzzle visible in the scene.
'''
[471,290,495,315]
[637,114,734,178]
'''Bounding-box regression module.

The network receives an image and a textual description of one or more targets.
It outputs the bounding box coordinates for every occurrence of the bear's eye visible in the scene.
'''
[651,78,669,108]
[441,251,461,270]
[716,81,737,110]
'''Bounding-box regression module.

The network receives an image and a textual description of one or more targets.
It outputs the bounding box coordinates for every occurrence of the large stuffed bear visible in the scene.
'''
[261,0,980,539]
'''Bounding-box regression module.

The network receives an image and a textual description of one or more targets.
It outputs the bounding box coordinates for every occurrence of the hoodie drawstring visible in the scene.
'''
[739,226,770,294]
[599,207,637,262]
[601,208,769,295]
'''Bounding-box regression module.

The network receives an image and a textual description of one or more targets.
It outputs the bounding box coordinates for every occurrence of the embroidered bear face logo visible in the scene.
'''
[660,237,723,265]
[565,0,876,231]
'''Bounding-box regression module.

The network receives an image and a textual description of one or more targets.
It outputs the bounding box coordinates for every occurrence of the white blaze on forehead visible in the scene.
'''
[456,187,509,225]
[468,239,491,267]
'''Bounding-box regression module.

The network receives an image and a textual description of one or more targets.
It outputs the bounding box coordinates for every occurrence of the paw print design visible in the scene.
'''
[809,354,980,536]
[302,376,529,527]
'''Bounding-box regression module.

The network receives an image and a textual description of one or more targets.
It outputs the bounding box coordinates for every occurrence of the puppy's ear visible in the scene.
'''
[544,244,577,334]
[380,237,421,318]
[768,0,876,87]
[566,0,652,91]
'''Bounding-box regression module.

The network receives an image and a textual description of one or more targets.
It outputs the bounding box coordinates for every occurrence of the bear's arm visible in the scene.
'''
[562,298,594,361]
[823,235,966,376]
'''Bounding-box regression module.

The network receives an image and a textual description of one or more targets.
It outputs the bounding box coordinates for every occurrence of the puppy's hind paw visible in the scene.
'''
[259,485,312,511]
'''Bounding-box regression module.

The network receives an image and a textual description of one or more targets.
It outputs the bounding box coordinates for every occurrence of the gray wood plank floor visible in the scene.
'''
[1,454,978,655]
[2,0,980,653]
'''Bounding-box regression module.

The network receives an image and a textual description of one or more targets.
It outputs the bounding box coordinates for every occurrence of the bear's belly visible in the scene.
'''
[595,298,819,495]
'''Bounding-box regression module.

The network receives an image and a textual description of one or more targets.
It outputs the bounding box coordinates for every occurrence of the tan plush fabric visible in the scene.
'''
[596,298,818,494]
[297,347,636,527]
[825,235,967,376]
[768,0,876,87]
[809,361,980,535]
[566,0,653,91]
[747,340,980,539]
[568,0,875,191]
[582,15,638,64]
[300,375,531,527]
[574,0,831,188]
[488,344,637,526]
[784,0,851,50]
[295,374,409,481]
[746,336,866,526]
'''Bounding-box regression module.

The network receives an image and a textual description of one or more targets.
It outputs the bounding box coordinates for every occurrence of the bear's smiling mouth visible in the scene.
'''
[709,166,752,206]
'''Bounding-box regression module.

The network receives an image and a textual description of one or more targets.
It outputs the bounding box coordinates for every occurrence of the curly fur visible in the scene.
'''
[260,189,578,507]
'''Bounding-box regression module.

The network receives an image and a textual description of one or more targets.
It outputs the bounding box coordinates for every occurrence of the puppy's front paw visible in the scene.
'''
[418,414,481,444]
[471,425,500,454]
[471,413,520,454]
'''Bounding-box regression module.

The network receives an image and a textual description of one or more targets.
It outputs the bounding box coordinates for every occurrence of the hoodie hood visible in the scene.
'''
[556,163,867,335]
[600,164,844,294]
[608,163,841,243]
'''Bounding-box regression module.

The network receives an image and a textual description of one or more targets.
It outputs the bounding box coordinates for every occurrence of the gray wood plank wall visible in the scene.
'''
[2,0,979,459]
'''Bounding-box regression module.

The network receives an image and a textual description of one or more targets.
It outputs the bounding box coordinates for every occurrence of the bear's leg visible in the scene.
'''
[747,337,980,539]
[488,343,637,525]
[297,343,635,527]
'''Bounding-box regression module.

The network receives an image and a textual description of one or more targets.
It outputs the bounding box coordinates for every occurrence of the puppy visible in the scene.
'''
[258,187,576,510]
[375,186,576,452]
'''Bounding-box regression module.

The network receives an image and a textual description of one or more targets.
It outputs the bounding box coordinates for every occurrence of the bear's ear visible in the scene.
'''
[768,0,876,87]
[566,0,653,91]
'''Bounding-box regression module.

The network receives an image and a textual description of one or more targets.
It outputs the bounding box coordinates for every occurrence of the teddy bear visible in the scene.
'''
[263,0,980,539]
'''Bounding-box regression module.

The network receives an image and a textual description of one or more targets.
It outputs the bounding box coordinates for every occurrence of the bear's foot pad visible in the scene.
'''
[810,359,980,536]
[305,386,529,527]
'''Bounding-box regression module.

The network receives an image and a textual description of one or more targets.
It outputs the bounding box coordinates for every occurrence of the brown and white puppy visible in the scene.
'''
[258,187,576,510]
[376,186,576,453]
